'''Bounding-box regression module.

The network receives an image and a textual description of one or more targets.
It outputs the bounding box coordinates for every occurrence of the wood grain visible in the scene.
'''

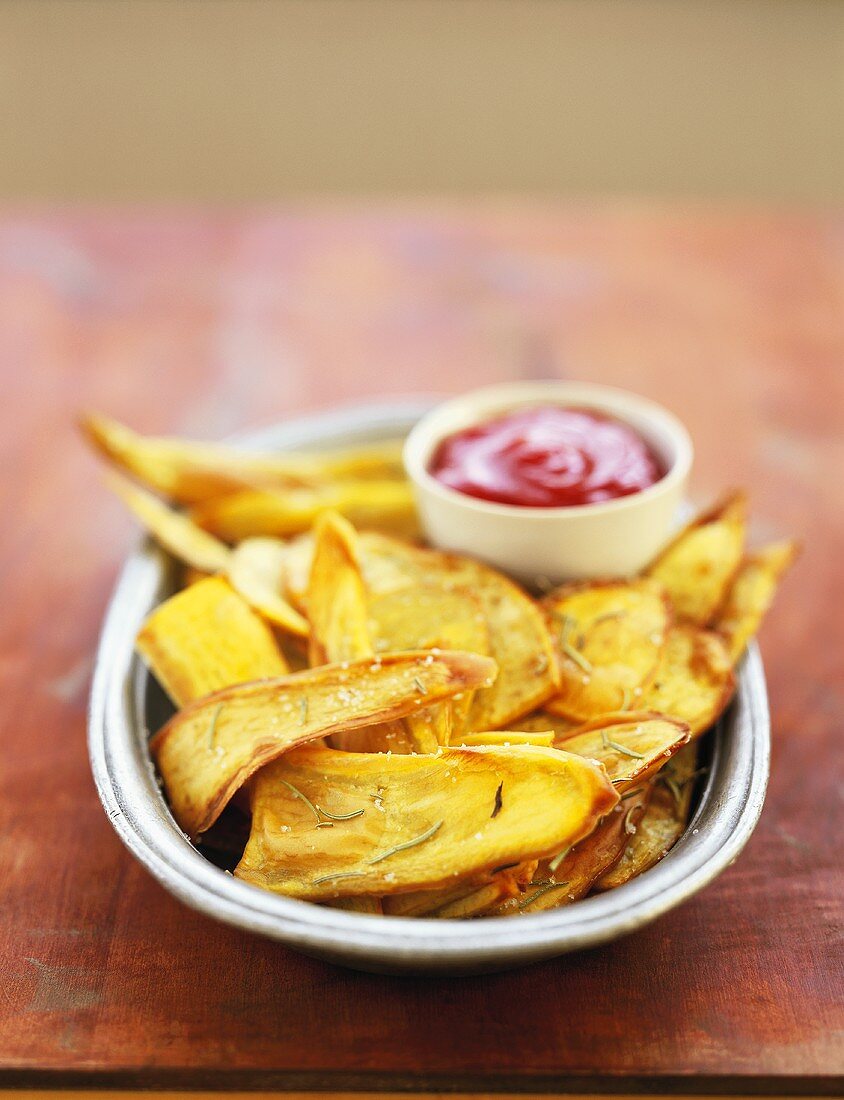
[0,206,841,1092]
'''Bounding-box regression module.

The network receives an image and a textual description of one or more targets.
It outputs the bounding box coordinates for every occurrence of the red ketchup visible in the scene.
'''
[429,405,664,508]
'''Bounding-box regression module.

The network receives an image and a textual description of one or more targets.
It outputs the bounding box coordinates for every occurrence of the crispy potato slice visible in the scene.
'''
[457,730,555,748]
[500,785,652,914]
[715,541,799,663]
[359,535,560,728]
[151,650,496,838]
[542,578,669,722]
[234,743,617,899]
[137,576,288,707]
[560,712,690,791]
[109,473,231,574]
[307,512,438,753]
[640,624,735,736]
[383,867,524,919]
[367,585,490,741]
[227,538,309,638]
[646,492,747,625]
[190,481,418,542]
[307,512,373,667]
[82,412,405,502]
[509,710,578,738]
[595,742,699,890]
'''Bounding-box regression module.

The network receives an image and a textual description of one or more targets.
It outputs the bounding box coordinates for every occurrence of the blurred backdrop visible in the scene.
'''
[0,0,841,202]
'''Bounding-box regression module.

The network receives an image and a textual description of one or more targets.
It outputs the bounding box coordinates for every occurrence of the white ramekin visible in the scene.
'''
[403,382,693,583]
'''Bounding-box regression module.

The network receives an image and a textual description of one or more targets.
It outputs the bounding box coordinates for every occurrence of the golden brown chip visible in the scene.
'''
[594,742,699,890]
[542,579,670,722]
[190,481,418,542]
[559,712,690,791]
[82,412,405,502]
[151,650,496,838]
[367,584,490,740]
[381,868,522,918]
[646,492,747,625]
[639,625,735,736]
[359,535,560,729]
[227,538,309,638]
[234,743,617,899]
[714,541,799,663]
[109,473,231,574]
[307,512,373,667]
[457,731,555,748]
[500,785,652,914]
[137,576,289,707]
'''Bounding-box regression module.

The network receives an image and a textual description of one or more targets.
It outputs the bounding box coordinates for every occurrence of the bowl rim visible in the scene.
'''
[404,381,694,519]
[88,397,769,972]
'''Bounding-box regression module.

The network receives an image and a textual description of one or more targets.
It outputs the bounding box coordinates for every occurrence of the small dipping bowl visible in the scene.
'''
[403,381,693,583]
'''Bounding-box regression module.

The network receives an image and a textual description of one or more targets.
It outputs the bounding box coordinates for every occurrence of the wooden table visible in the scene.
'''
[1,206,841,1094]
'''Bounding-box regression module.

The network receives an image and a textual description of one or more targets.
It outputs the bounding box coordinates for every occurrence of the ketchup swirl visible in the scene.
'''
[429,405,664,508]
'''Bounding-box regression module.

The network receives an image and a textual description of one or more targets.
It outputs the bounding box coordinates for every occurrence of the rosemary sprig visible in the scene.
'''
[558,613,574,646]
[413,676,427,695]
[299,697,309,725]
[547,846,571,874]
[518,881,570,909]
[604,738,645,760]
[312,870,366,886]
[316,806,366,821]
[562,641,593,674]
[621,786,645,800]
[207,704,223,749]
[278,778,321,823]
[618,686,632,711]
[367,820,443,865]
[491,781,504,819]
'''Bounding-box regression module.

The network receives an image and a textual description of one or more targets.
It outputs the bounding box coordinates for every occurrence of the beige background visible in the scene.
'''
[0,0,842,201]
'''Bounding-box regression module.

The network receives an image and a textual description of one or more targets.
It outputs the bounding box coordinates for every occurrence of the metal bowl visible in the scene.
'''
[88,400,770,975]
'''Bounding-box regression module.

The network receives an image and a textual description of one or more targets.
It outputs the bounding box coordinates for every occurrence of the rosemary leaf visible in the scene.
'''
[278,778,321,823]
[312,870,366,886]
[562,641,593,674]
[518,881,571,909]
[547,846,571,874]
[605,738,645,760]
[367,820,443,865]
[316,806,366,821]
[207,704,223,750]
[413,676,427,695]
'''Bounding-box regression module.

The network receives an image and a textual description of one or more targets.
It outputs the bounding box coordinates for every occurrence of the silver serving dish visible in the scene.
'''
[88,400,770,975]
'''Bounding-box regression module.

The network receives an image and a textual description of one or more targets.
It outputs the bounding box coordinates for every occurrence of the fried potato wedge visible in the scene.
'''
[151,650,496,837]
[595,742,699,890]
[307,512,439,752]
[367,585,490,740]
[227,538,309,638]
[190,481,418,542]
[640,624,735,736]
[715,541,799,663]
[457,730,555,748]
[542,579,670,722]
[559,712,690,791]
[137,576,289,707]
[82,412,405,502]
[359,535,560,729]
[109,473,231,574]
[307,512,373,667]
[500,786,652,914]
[646,492,747,625]
[234,743,617,899]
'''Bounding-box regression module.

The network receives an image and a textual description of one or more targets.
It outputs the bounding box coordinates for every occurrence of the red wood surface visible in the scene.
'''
[0,205,841,1092]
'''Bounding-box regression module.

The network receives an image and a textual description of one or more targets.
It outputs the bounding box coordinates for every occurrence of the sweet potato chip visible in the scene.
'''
[359,535,560,729]
[500,785,652,914]
[137,576,288,707]
[715,541,799,663]
[595,742,699,890]
[542,579,670,722]
[109,473,231,574]
[190,481,418,542]
[640,625,735,736]
[307,512,373,667]
[151,650,496,837]
[646,492,747,625]
[227,538,309,638]
[457,730,555,748]
[381,866,523,918]
[82,412,405,502]
[559,712,690,791]
[234,743,617,899]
